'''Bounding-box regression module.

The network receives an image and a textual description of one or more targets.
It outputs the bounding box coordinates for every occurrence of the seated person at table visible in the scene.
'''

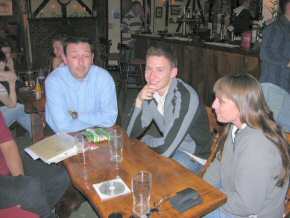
[127,46,212,172]
[50,36,65,71]
[203,73,289,218]
[0,42,15,72]
[45,36,118,133]
[0,112,70,218]
[0,50,31,136]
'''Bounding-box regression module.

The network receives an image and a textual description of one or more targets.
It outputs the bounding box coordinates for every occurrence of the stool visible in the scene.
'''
[120,58,146,90]
[107,52,122,95]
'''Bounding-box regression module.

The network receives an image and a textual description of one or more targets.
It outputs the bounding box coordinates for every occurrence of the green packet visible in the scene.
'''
[83,128,112,143]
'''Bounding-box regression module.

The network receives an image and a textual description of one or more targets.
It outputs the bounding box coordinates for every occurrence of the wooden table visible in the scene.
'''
[63,129,226,218]
[18,88,45,142]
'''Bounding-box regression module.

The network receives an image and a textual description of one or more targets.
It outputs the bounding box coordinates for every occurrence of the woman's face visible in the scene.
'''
[53,40,64,58]
[212,95,241,126]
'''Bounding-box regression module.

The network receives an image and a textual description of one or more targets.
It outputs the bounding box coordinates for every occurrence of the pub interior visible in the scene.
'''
[0,0,290,218]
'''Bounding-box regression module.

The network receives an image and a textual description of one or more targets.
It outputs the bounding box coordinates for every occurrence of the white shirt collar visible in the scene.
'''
[153,87,170,115]
[231,123,247,143]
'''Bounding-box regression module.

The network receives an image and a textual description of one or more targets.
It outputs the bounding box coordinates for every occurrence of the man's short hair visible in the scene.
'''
[63,36,94,55]
[146,46,177,67]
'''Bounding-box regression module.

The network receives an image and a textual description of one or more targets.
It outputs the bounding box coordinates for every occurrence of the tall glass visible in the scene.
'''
[132,171,152,217]
[110,130,123,166]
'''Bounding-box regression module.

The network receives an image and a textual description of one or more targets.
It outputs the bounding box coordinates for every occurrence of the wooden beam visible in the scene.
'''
[32,0,50,18]
[75,0,92,15]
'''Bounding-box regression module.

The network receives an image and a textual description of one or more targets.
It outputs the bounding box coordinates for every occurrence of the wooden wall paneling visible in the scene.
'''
[29,18,98,69]
[28,0,108,70]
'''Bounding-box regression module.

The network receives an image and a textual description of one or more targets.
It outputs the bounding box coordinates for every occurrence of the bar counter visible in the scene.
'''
[134,33,260,105]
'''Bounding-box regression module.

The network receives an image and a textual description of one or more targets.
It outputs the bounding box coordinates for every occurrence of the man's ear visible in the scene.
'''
[62,54,68,65]
[170,67,178,78]
[91,54,94,64]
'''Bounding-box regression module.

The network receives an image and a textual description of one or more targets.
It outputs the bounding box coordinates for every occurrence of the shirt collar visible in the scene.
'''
[66,66,91,84]
[153,83,171,115]
[231,123,247,143]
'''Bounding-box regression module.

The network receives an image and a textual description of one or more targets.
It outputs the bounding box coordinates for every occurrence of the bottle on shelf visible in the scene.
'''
[35,78,42,100]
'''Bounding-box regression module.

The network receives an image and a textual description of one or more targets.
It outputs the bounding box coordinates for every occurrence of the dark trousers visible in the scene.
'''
[0,152,70,218]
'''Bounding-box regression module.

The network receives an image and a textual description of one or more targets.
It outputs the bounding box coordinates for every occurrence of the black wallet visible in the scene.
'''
[170,188,202,212]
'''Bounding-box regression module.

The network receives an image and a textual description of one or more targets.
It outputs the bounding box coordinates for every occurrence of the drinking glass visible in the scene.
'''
[75,134,86,163]
[74,134,89,180]
[110,130,123,166]
[132,171,152,217]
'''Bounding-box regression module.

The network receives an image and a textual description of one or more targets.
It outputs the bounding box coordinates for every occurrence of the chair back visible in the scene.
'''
[261,83,290,132]
[199,107,223,176]
[284,134,290,216]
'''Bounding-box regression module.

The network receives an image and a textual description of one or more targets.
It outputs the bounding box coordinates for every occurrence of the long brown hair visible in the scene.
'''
[214,73,289,187]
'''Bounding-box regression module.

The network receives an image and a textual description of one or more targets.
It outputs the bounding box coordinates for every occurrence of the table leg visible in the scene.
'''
[31,112,45,143]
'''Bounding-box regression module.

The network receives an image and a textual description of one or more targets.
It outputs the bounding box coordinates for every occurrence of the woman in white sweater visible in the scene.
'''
[204,73,289,218]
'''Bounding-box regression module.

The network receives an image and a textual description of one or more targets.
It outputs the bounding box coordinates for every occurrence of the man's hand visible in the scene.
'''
[288,60,290,68]
[68,110,78,120]
[135,84,157,108]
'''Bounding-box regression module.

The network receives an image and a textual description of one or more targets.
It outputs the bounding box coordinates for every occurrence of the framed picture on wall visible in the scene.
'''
[0,0,12,16]
[170,5,181,16]
[155,7,162,18]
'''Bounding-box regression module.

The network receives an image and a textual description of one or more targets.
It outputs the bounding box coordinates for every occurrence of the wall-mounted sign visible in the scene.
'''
[0,0,12,16]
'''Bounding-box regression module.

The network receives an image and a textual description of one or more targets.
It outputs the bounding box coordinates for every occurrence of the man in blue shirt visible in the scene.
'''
[45,36,118,133]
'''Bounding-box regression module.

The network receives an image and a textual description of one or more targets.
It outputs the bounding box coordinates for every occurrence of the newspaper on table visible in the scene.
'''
[25,133,78,164]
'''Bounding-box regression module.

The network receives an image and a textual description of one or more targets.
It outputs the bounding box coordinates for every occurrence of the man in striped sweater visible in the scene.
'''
[127,46,212,172]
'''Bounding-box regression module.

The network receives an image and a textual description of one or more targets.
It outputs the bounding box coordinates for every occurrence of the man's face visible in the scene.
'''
[64,42,94,80]
[145,55,177,94]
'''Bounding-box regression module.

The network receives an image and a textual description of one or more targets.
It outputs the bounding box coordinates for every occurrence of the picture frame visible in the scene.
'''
[170,5,181,16]
[0,0,12,16]
[155,6,162,18]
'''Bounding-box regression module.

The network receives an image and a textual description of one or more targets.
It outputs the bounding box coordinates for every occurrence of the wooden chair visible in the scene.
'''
[118,43,145,90]
[284,133,290,217]
[199,107,223,177]
[285,191,289,217]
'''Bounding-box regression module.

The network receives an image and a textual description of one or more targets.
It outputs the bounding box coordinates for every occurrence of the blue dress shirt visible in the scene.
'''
[45,65,118,133]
